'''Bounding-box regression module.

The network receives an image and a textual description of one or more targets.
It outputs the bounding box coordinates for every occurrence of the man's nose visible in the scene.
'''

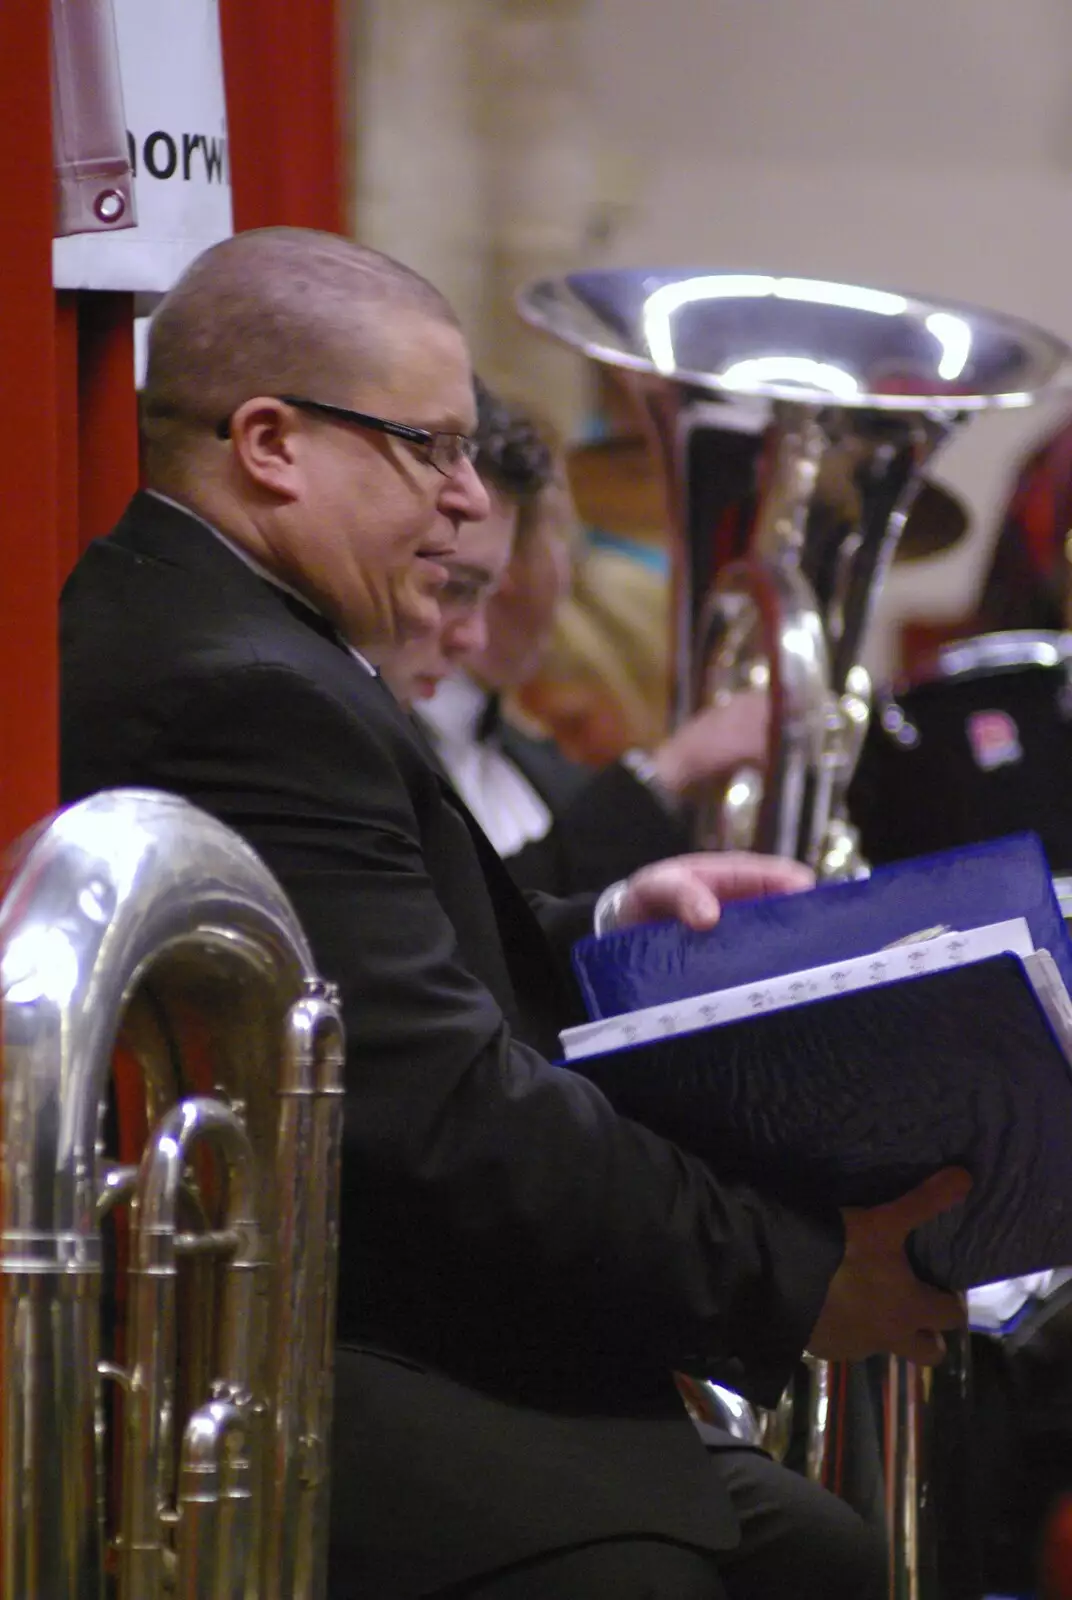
[441,457,490,522]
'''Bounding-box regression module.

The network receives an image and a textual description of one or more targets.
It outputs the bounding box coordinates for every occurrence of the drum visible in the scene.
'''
[851,632,1072,1591]
[849,631,1072,873]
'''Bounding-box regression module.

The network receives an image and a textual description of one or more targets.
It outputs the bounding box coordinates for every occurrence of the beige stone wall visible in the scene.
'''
[351,0,607,436]
[353,0,487,340]
[351,0,1072,673]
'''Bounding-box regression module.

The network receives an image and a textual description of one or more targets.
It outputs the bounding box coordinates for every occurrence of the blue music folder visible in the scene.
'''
[572,834,1072,1020]
[565,834,1072,1290]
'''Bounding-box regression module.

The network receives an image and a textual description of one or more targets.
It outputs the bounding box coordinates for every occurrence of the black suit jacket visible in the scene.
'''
[484,710,693,895]
[60,494,843,1594]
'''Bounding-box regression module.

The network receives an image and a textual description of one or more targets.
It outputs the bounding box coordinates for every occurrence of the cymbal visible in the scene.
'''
[565,437,969,563]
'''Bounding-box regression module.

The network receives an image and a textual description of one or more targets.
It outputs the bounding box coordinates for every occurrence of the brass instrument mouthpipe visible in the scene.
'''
[267,985,346,1599]
[176,1398,252,1600]
[121,1098,260,1600]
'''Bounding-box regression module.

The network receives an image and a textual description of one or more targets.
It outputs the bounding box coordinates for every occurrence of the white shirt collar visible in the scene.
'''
[145,489,376,676]
[415,673,488,747]
[415,674,554,857]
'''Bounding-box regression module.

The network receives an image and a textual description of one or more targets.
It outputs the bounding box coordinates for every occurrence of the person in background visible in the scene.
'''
[519,540,674,766]
[896,414,1072,667]
[975,414,1072,634]
[381,378,552,714]
[405,384,768,896]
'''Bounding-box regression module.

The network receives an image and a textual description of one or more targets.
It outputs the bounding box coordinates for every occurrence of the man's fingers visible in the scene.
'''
[620,852,816,930]
[674,852,816,901]
[878,1167,974,1238]
[681,887,722,929]
[694,853,816,899]
[898,1328,950,1367]
[618,865,722,931]
[904,1282,968,1335]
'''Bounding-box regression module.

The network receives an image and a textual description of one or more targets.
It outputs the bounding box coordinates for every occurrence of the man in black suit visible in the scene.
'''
[386,380,768,895]
[60,226,967,1600]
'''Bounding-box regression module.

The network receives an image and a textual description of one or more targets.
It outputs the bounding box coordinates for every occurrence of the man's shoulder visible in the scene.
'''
[61,495,407,750]
[66,492,266,618]
[65,495,332,677]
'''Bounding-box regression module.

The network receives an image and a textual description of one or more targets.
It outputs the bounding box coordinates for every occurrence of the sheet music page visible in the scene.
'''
[560,918,1036,1063]
[1024,949,1072,1065]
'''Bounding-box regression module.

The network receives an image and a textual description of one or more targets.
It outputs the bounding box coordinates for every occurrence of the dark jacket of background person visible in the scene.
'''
[454,692,692,895]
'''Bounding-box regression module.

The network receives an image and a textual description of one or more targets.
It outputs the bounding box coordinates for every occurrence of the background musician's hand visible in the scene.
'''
[808,1167,973,1365]
[614,851,815,932]
[649,690,769,797]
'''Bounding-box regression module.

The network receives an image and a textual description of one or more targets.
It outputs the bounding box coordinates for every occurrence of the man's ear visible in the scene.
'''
[228,398,303,501]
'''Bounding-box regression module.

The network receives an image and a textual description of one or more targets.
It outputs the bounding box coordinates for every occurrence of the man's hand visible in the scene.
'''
[808,1168,973,1366]
[615,851,815,932]
[650,690,769,798]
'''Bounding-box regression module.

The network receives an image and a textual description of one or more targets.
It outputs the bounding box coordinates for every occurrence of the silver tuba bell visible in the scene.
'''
[0,787,345,1599]
[517,270,1071,879]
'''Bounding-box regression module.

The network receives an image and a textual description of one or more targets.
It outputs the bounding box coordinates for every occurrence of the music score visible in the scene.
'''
[560,918,1042,1063]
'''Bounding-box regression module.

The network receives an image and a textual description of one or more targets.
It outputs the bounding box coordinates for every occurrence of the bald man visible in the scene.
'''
[60,227,964,1600]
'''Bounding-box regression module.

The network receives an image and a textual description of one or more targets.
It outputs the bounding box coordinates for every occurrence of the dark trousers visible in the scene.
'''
[330,1348,886,1600]
[428,1447,886,1599]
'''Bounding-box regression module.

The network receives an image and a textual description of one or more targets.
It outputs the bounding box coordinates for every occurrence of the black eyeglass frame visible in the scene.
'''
[215,393,478,476]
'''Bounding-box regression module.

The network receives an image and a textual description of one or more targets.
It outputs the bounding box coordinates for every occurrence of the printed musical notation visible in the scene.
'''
[560,917,1036,1063]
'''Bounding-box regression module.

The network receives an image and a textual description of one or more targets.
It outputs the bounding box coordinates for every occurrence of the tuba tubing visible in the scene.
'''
[0,788,345,1600]
[176,1397,253,1600]
[121,1097,261,1600]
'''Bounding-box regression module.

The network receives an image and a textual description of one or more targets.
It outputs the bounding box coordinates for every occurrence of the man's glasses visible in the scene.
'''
[216,394,478,478]
[438,567,497,618]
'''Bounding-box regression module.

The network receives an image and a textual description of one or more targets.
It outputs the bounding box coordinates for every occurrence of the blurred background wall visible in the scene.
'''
[352,0,1072,677]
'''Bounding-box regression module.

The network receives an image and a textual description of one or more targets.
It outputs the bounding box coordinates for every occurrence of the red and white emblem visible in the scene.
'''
[966,709,1023,771]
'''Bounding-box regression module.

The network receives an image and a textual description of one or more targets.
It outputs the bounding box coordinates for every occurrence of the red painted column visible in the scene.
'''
[76,292,140,559]
[55,295,82,582]
[219,0,347,235]
[0,1,60,847]
[0,0,348,858]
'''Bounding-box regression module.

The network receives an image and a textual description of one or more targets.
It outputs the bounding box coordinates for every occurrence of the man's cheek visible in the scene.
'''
[396,593,443,645]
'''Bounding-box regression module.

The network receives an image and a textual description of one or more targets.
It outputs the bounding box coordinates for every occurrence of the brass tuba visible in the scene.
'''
[517,271,1071,877]
[0,787,345,1599]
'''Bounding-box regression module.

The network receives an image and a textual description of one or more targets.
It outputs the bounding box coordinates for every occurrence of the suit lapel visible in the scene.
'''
[404,713,580,1043]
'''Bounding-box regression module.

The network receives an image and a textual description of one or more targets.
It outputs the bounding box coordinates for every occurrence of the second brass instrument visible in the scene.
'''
[518,270,1072,879]
[0,788,345,1599]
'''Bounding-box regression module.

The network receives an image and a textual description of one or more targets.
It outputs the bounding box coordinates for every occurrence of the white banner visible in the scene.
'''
[52,0,233,293]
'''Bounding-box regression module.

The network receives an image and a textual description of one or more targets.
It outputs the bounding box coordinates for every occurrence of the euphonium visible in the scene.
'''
[0,788,345,1599]
[517,271,1071,877]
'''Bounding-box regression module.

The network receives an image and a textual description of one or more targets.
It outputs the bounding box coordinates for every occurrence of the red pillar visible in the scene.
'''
[0,0,347,857]
[55,294,82,581]
[76,292,140,552]
[0,1,60,846]
[219,0,347,235]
